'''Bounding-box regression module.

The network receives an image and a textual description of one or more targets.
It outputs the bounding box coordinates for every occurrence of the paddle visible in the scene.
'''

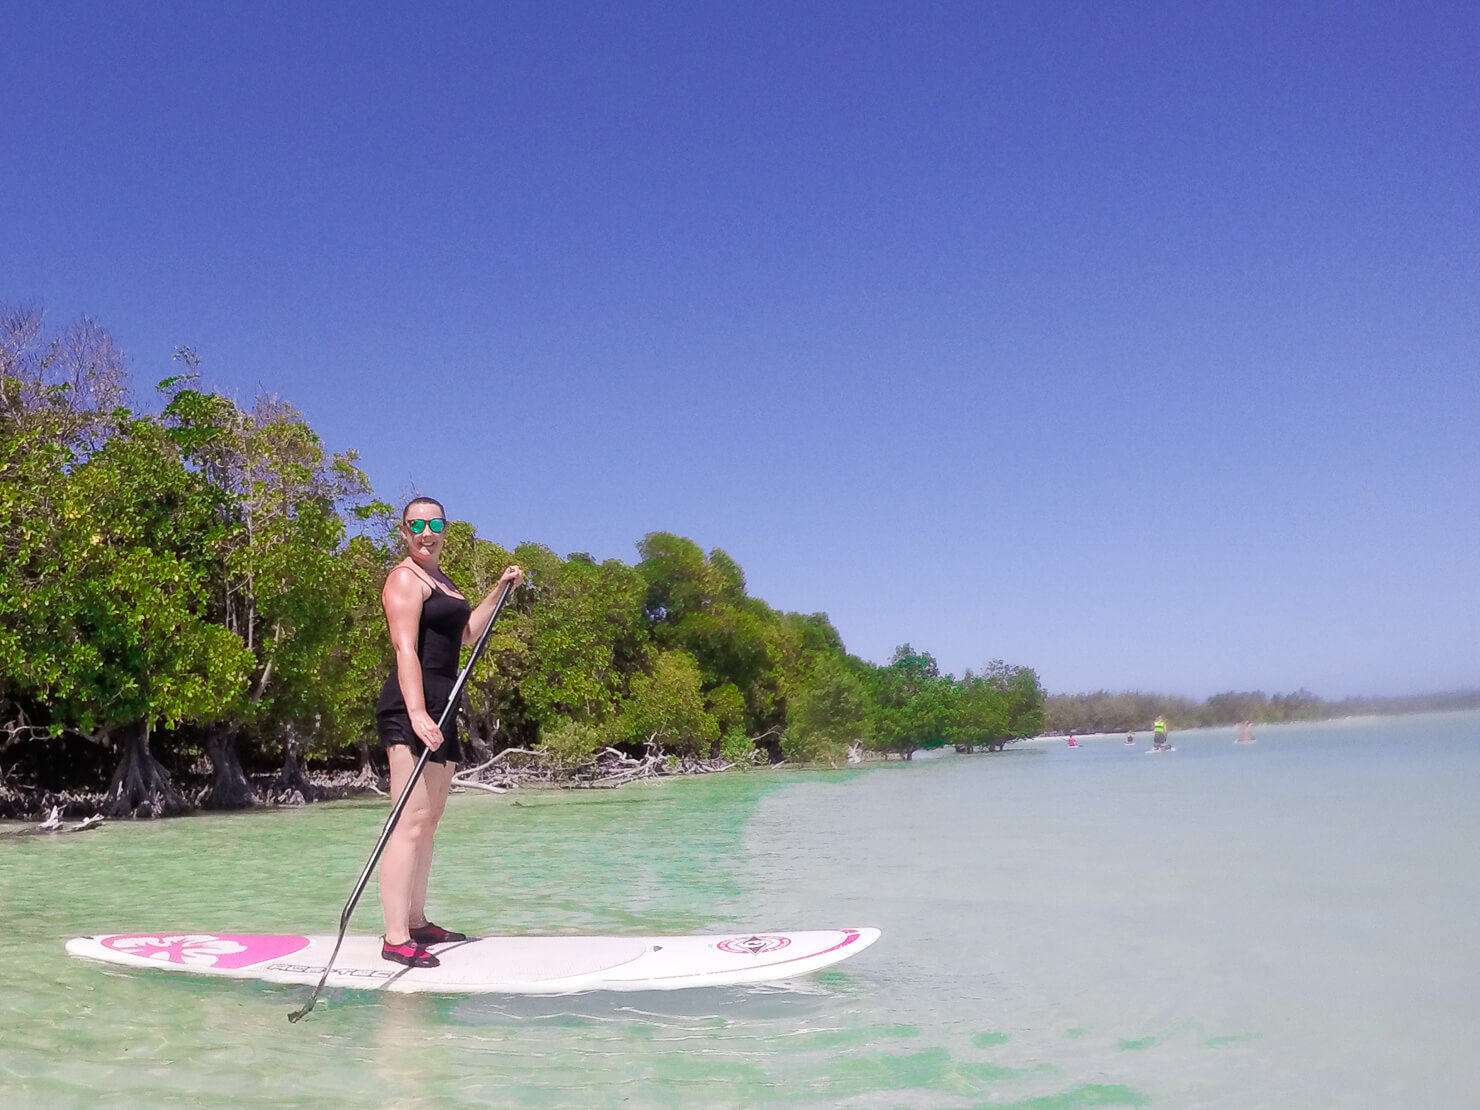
[289,576,517,1022]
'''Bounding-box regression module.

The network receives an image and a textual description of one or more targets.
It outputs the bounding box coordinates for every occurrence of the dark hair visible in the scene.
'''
[402,496,446,522]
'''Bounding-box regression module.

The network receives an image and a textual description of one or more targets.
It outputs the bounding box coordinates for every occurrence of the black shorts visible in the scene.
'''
[377,712,463,765]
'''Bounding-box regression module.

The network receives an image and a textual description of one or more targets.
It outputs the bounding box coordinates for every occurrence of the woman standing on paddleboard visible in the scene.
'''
[376,497,522,968]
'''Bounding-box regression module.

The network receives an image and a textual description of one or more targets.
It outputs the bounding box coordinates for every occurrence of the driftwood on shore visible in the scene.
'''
[444,743,745,794]
[586,746,738,786]
[0,806,106,839]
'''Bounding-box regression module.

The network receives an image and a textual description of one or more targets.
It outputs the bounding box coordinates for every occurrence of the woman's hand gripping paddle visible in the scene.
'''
[289,577,517,1022]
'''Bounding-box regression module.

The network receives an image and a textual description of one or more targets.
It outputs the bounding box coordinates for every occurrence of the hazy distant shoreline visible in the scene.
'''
[1042,688,1480,736]
[1036,705,1480,740]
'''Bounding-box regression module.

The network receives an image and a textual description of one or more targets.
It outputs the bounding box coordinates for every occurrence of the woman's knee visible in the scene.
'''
[392,800,437,842]
[424,768,455,822]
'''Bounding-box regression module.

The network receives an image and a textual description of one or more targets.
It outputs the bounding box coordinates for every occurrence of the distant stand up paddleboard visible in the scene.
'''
[66,928,880,995]
[1147,746,1175,755]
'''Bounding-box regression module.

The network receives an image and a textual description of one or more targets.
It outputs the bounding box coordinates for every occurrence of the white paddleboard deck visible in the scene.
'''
[66,928,880,994]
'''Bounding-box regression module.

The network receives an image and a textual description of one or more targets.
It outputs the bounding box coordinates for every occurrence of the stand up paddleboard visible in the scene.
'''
[66,928,879,995]
[1146,746,1175,755]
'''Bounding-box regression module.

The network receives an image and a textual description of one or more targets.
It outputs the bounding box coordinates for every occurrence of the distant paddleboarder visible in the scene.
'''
[1152,717,1169,751]
[1237,721,1255,744]
[1066,732,1078,747]
[1125,733,1136,745]
[376,497,523,968]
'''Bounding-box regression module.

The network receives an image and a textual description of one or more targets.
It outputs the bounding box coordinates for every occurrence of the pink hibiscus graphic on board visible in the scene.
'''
[101,934,309,969]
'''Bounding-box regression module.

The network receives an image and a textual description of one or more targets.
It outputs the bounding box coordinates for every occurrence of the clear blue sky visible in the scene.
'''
[5,2,1476,698]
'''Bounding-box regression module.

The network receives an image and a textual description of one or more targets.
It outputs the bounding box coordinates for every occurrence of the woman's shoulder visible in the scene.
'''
[385,561,436,596]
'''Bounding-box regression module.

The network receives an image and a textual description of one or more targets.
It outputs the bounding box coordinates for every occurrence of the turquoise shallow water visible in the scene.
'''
[3,712,1478,1107]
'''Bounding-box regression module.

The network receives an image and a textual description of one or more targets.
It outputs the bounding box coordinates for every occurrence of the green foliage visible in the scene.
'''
[903,679,961,751]
[887,643,941,694]
[315,532,396,748]
[519,553,647,725]
[954,679,1009,746]
[784,654,867,762]
[853,651,1045,758]
[706,547,747,599]
[706,683,746,734]
[411,521,530,747]
[536,716,602,771]
[785,611,846,656]
[159,382,376,760]
[720,727,756,767]
[668,604,778,724]
[636,532,718,623]
[965,661,1046,739]
[0,413,253,740]
[860,645,953,758]
[608,649,719,757]
[635,534,805,736]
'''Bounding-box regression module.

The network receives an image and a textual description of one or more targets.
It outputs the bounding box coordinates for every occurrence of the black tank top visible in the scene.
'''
[375,583,472,720]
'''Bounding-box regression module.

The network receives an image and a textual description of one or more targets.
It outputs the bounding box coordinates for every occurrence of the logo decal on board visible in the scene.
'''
[267,963,394,979]
[101,934,310,969]
[716,934,792,956]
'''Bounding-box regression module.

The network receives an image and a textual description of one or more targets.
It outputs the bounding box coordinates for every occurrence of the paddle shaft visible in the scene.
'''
[289,577,515,1022]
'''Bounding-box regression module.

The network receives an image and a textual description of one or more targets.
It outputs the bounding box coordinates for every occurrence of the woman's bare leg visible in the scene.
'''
[378,745,436,945]
[407,760,454,928]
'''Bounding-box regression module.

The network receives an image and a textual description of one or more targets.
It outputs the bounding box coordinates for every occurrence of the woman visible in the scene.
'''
[375,496,522,967]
